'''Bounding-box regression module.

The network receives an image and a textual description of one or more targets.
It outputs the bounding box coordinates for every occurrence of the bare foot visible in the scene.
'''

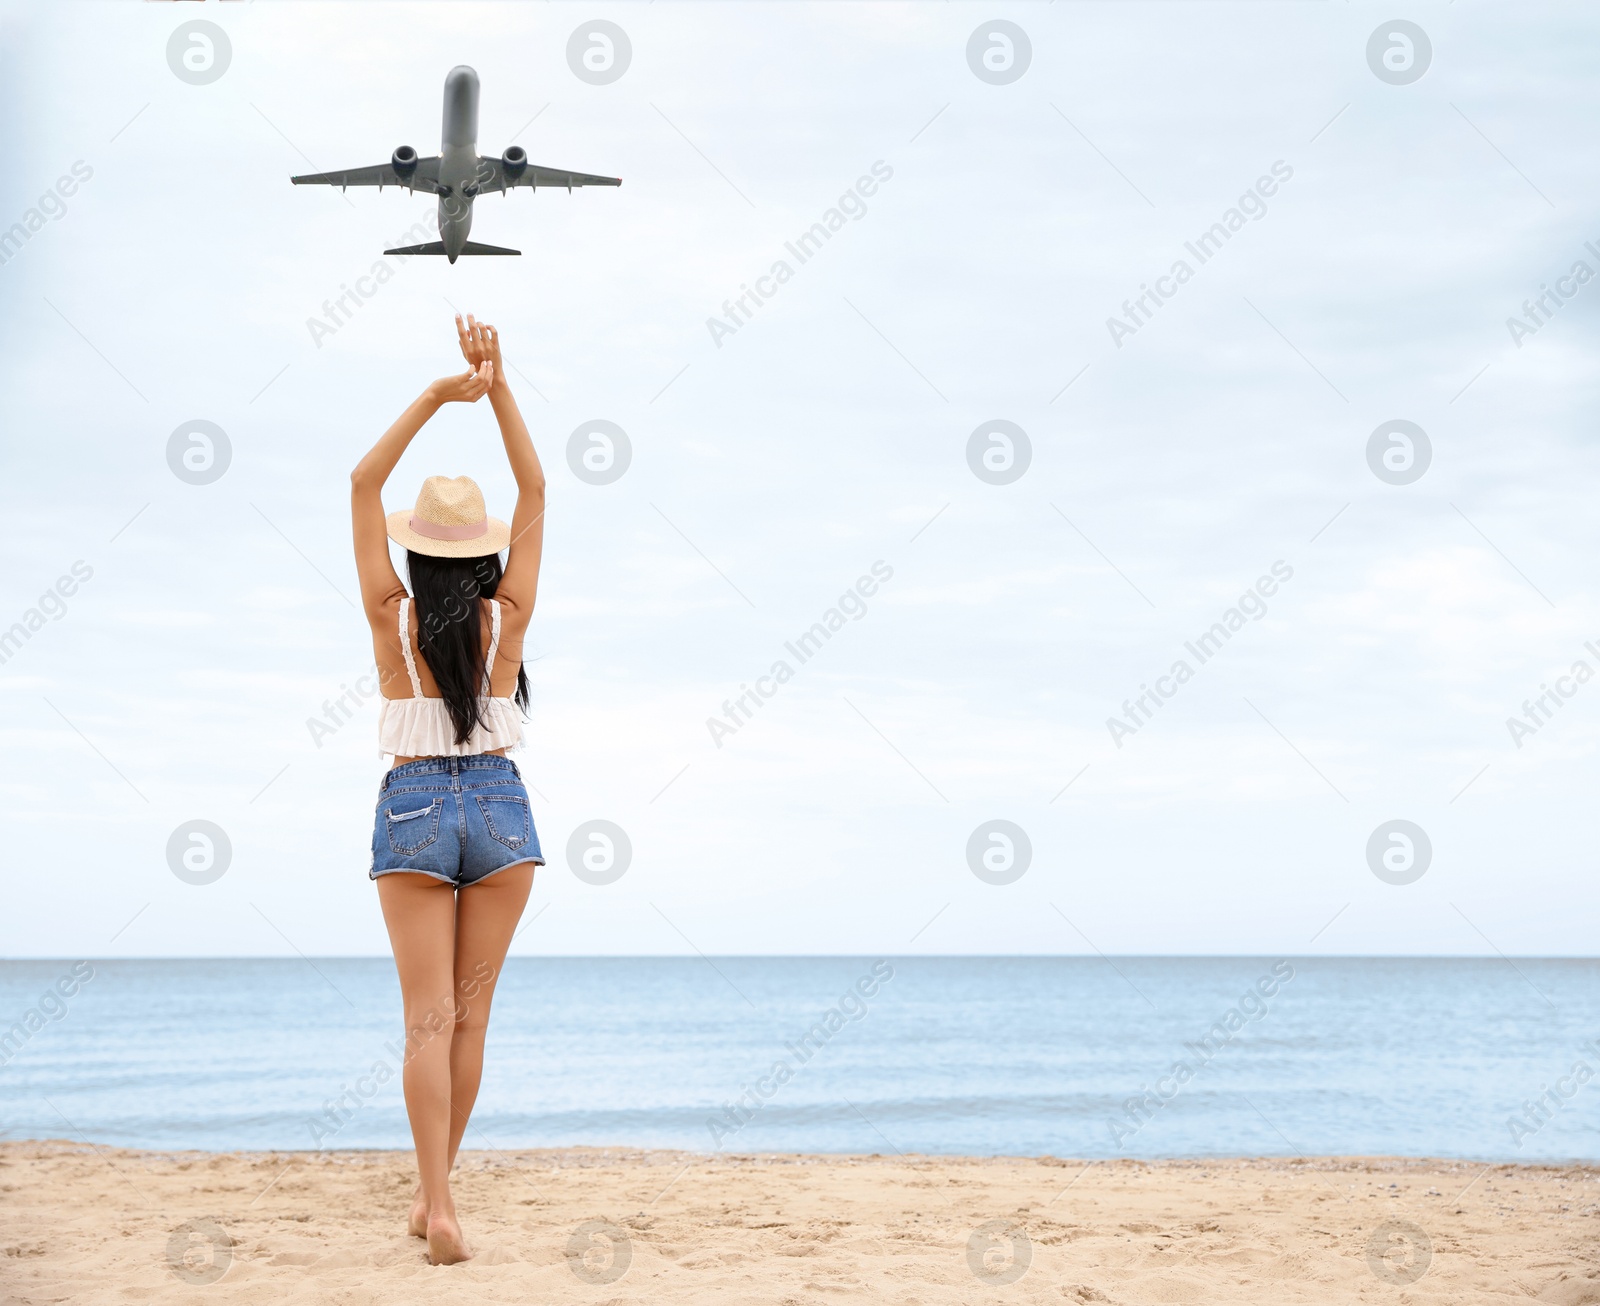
[426,1211,472,1266]
[407,1186,427,1239]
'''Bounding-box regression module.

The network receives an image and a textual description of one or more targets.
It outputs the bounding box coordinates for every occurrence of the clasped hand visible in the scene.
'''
[429,313,506,404]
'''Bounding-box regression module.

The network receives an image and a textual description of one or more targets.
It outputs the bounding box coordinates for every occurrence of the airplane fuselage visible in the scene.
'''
[436,65,482,261]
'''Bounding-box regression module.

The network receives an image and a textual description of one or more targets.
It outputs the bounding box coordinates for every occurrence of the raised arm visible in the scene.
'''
[350,359,494,620]
[456,315,545,617]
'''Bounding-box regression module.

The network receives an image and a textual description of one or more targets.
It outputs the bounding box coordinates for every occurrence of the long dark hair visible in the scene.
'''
[406,550,530,744]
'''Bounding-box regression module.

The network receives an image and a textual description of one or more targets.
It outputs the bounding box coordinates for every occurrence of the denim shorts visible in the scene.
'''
[369,755,544,887]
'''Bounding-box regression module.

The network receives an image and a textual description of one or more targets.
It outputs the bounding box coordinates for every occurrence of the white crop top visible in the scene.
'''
[377,597,524,758]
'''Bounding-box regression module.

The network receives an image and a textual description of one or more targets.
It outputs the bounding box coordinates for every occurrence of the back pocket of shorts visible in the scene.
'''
[475,794,530,850]
[385,799,441,856]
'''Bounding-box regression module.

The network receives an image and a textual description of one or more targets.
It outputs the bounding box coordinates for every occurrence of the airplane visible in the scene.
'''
[290,65,620,263]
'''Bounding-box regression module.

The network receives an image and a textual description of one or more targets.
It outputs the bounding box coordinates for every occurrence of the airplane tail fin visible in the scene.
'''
[383,240,521,256]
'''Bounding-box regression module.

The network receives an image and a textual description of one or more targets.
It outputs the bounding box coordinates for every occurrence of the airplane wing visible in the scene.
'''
[473,157,622,194]
[290,158,443,193]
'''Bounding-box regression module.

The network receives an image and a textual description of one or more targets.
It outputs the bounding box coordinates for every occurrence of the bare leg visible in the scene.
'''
[375,872,472,1265]
[401,864,535,1242]
[447,863,536,1160]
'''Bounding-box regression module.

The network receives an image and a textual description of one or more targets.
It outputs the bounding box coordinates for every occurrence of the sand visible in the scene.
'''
[3,1142,1599,1304]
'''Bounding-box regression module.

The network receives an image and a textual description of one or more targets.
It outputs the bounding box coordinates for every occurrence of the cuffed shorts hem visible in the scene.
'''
[368,853,545,887]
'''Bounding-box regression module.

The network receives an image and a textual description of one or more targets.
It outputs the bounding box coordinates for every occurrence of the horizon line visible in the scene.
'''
[4,953,1597,963]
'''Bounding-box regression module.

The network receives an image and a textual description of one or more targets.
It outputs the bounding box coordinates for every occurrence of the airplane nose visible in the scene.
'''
[442,65,480,147]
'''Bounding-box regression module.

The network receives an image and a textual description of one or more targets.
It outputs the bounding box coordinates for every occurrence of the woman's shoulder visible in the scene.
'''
[364,587,408,632]
[488,592,532,628]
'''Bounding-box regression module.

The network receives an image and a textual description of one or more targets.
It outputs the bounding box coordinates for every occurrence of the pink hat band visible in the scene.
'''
[408,515,488,541]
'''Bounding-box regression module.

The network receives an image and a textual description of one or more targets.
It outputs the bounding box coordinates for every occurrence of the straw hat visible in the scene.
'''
[386,475,511,558]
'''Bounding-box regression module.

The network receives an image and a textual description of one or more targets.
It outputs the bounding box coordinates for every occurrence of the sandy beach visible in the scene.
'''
[3,1143,1598,1304]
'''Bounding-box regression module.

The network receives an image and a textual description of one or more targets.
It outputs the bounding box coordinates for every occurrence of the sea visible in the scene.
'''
[2,957,1595,1161]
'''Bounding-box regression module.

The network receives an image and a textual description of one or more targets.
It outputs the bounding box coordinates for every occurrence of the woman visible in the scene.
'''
[350,314,545,1265]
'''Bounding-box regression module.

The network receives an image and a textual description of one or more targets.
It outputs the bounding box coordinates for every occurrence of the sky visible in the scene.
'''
[1,1,1597,958]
